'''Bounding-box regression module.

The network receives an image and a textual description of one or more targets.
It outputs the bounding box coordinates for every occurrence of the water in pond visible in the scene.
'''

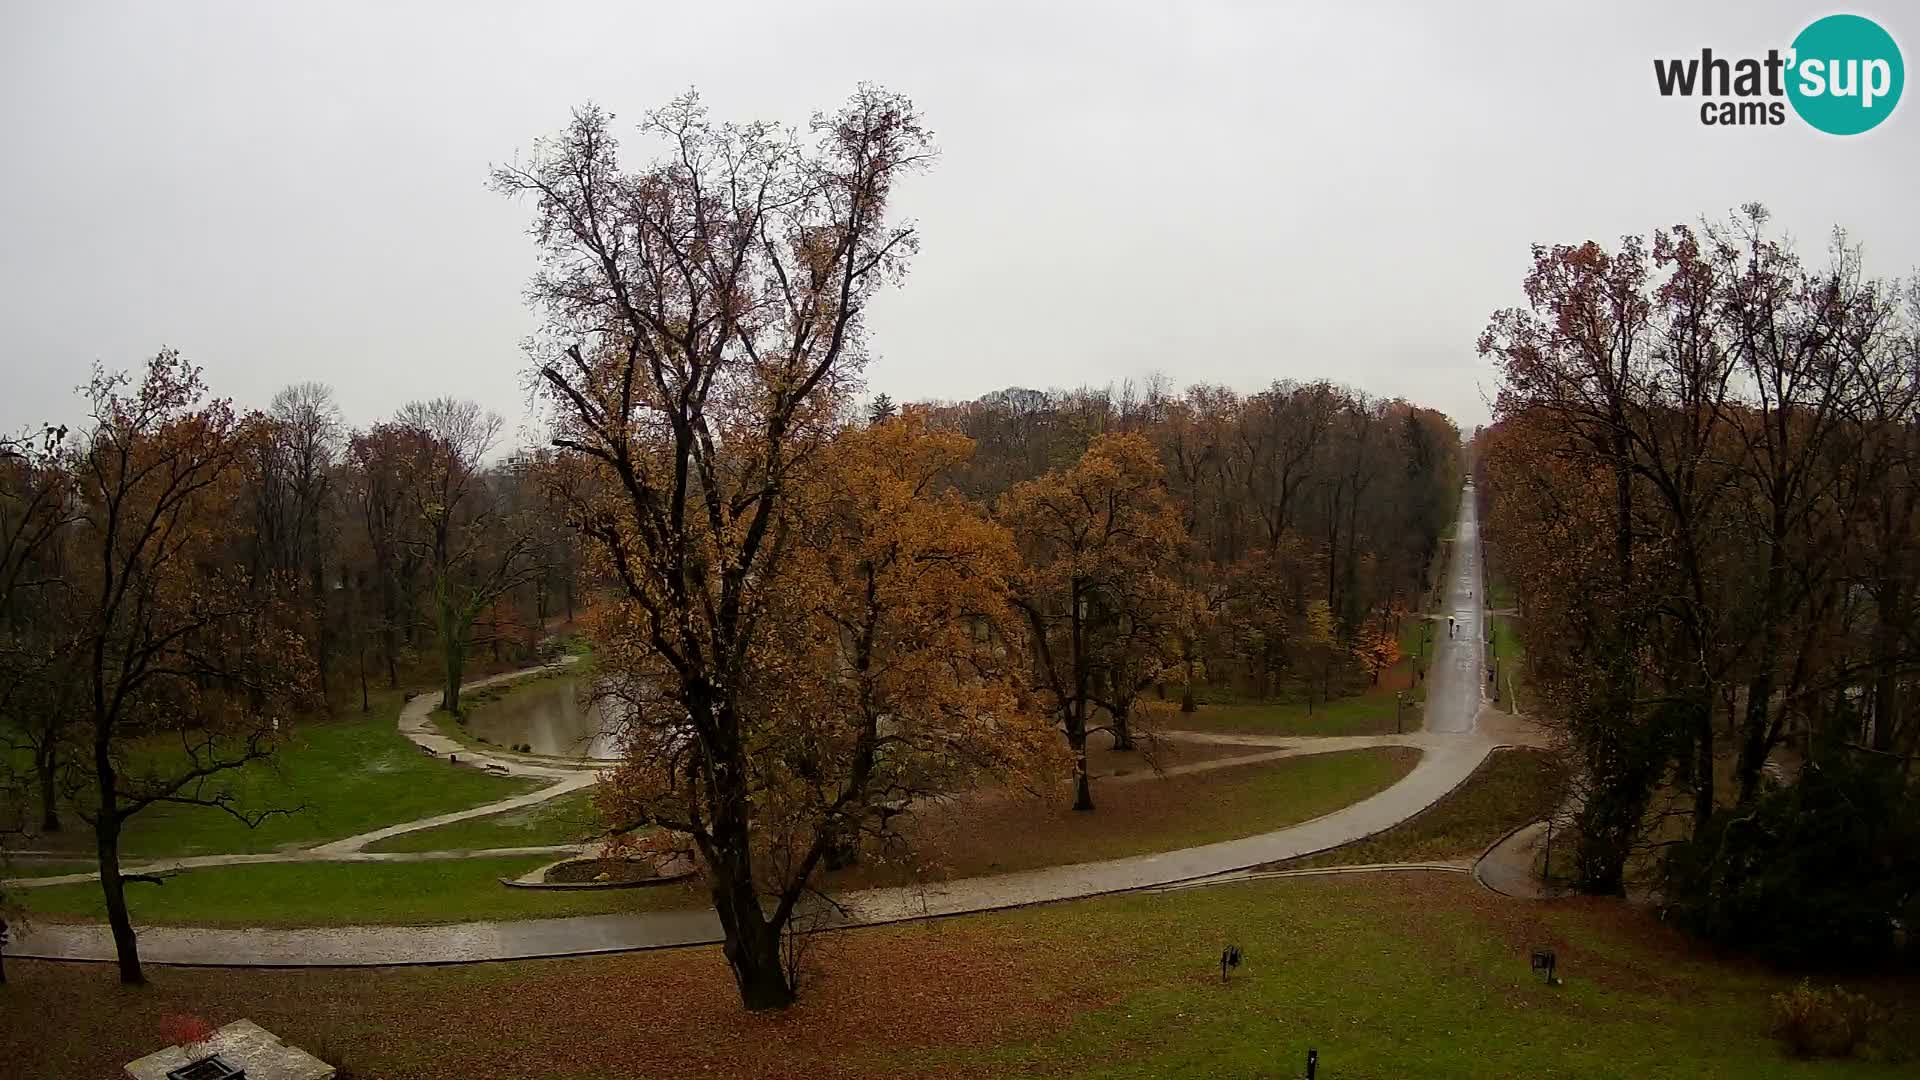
[462,676,622,760]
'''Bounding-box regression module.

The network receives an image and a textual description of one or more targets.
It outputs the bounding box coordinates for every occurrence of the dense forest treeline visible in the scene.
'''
[918,379,1461,700]
[0,363,1462,987]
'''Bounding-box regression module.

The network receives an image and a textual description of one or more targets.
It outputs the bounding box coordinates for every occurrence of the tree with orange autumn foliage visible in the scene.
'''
[737,411,1058,876]
[499,87,942,1010]
[1351,620,1401,686]
[1001,432,1191,810]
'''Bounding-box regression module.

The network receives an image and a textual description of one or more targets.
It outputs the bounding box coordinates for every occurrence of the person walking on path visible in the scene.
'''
[1448,616,1456,639]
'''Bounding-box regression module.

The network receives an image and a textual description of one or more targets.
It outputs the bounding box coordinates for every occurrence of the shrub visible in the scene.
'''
[157,1013,217,1049]
[1770,980,1884,1059]
[1662,750,1920,968]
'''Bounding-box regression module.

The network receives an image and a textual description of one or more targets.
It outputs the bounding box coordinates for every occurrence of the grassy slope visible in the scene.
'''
[365,787,604,853]
[1278,746,1565,869]
[29,692,538,859]
[1488,612,1525,713]
[827,746,1419,889]
[25,748,1418,924]
[7,873,1910,1078]
[990,876,1918,1079]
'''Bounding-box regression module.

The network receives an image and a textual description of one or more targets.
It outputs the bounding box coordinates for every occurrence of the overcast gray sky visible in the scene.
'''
[2,1,1914,439]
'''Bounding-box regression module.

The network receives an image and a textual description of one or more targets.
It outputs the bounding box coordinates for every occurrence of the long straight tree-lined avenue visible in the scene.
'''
[4,5,1917,1075]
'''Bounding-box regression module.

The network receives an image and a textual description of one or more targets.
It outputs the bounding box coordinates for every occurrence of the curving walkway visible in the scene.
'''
[7,488,1531,967]
[8,664,607,891]
[11,734,1504,966]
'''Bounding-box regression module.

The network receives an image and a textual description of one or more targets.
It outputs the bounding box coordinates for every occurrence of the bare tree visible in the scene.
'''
[393,398,543,715]
[495,86,933,1010]
[69,351,317,984]
[0,423,79,833]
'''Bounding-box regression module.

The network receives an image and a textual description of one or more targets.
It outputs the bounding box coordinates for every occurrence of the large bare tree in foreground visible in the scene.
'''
[495,88,947,1009]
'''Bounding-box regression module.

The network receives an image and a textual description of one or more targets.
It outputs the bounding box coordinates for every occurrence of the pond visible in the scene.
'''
[462,676,623,760]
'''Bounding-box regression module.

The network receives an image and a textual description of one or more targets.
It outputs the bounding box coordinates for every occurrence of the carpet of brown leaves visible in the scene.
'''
[1,915,1125,1079]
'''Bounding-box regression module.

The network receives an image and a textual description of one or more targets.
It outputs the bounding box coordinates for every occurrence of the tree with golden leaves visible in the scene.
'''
[69,352,318,984]
[497,88,940,1010]
[1001,432,1190,810]
[744,411,1057,873]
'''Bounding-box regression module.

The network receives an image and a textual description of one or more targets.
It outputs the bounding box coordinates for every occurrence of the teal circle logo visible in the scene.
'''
[1787,14,1904,134]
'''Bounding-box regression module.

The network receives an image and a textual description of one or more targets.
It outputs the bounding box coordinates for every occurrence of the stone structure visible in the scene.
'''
[124,1019,335,1080]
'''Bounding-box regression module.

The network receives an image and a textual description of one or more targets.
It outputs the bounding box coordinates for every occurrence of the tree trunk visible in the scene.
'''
[379,568,401,689]
[1737,650,1777,804]
[1691,695,1715,838]
[1872,604,1900,752]
[444,645,464,717]
[37,744,60,833]
[440,589,467,716]
[1069,725,1094,811]
[822,828,860,871]
[1734,508,1788,804]
[1107,667,1135,750]
[707,837,796,1009]
[94,815,143,984]
[1181,655,1197,713]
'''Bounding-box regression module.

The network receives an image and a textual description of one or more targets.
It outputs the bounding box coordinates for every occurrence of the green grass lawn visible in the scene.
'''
[24,749,1416,924]
[8,872,1910,1078]
[1489,612,1528,713]
[974,876,1919,1079]
[365,787,605,853]
[19,854,695,927]
[23,692,538,859]
[1488,573,1518,612]
[1278,746,1566,869]
[1159,690,1421,737]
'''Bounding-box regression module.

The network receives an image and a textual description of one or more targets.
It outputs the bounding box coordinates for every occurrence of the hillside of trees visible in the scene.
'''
[2,87,1462,1005]
[1478,204,1920,967]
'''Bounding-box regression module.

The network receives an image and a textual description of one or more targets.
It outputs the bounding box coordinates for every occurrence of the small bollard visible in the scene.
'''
[1530,949,1560,986]
[1306,1048,1318,1078]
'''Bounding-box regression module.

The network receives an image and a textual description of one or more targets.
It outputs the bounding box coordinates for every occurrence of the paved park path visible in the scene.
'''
[8,665,607,890]
[11,488,1527,967]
